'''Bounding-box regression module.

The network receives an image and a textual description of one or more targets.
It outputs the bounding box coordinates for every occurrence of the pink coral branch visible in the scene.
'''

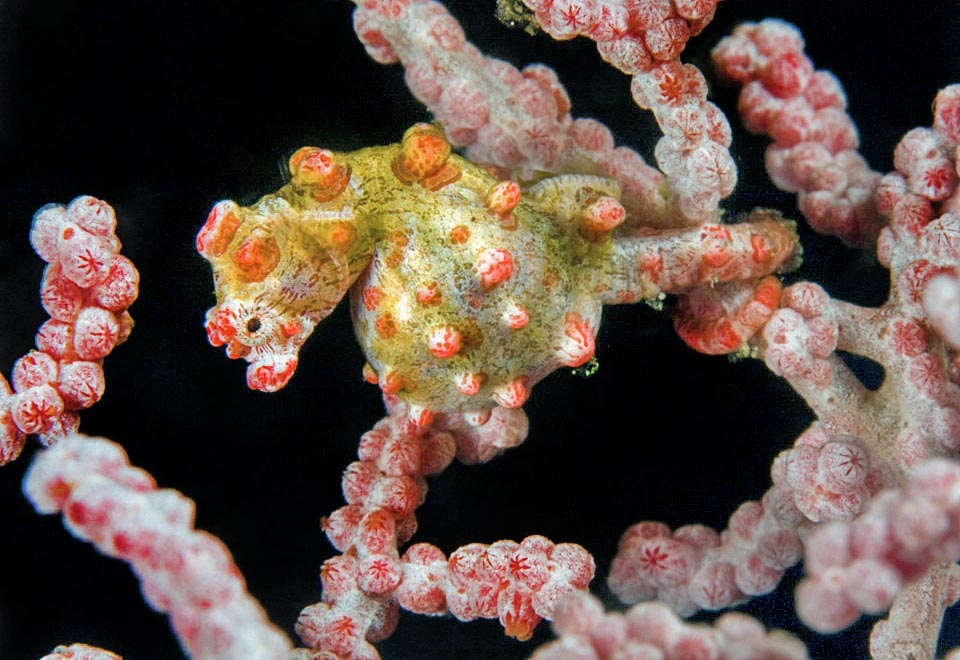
[0,197,139,464]
[796,459,960,645]
[604,210,796,302]
[529,590,808,660]
[712,19,885,246]
[352,0,687,226]
[608,422,893,617]
[522,0,737,224]
[23,433,295,660]
[297,399,594,658]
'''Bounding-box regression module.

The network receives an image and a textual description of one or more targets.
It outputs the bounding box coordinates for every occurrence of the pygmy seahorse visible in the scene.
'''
[197,124,796,423]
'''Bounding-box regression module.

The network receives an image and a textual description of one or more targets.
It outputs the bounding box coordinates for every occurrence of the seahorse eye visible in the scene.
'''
[246,317,262,333]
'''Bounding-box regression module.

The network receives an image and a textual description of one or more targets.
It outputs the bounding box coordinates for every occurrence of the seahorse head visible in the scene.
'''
[196,191,359,392]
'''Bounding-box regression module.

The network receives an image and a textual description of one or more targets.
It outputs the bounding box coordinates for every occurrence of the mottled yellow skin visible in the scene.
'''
[345,147,616,411]
[198,125,623,410]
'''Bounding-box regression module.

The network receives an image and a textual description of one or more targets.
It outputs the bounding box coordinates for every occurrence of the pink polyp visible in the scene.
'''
[69,196,117,237]
[323,505,364,552]
[761,51,814,99]
[73,307,120,360]
[58,361,106,410]
[357,553,403,594]
[12,350,59,391]
[30,205,69,263]
[689,561,741,610]
[41,266,85,323]
[795,576,859,633]
[0,376,27,465]
[816,441,869,494]
[342,460,380,504]
[91,256,140,311]
[934,85,960,144]
[357,508,397,554]
[12,385,65,435]
[843,559,901,613]
[36,320,75,360]
[59,229,113,288]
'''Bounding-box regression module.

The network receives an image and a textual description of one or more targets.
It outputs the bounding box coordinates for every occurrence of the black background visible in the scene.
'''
[1,1,959,659]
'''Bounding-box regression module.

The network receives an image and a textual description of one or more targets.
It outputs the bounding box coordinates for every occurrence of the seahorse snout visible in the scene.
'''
[203,300,313,392]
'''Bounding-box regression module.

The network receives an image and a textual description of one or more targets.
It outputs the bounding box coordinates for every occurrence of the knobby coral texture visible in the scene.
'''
[1,1,959,659]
